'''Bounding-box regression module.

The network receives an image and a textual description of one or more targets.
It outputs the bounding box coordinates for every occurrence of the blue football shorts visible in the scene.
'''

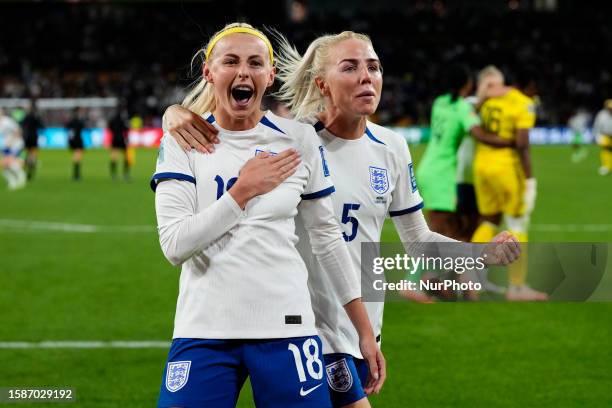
[324,353,369,407]
[158,336,332,408]
[2,147,22,157]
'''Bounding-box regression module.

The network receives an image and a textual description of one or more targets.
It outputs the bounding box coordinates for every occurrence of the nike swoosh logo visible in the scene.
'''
[299,383,323,397]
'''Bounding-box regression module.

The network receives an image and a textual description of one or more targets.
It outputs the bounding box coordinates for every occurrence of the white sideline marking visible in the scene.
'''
[382,222,612,233]
[1,218,611,234]
[0,341,170,349]
[530,224,612,232]
[0,219,154,233]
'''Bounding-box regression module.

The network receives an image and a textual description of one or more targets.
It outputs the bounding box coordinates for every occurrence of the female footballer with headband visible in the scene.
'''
[152,23,383,408]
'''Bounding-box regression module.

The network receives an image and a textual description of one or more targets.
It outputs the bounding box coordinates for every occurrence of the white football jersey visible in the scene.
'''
[0,115,23,152]
[594,109,612,137]
[152,111,335,339]
[296,119,424,358]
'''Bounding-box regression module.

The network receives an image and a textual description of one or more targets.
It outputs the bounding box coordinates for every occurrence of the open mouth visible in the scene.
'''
[231,85,255,107]
[356,90,376,98]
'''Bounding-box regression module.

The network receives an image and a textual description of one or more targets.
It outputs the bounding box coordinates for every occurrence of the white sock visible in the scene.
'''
[10,163,26,185]
[3,168,16,188]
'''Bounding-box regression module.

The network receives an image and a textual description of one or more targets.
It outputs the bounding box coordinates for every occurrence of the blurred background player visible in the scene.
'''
[567,108,590,163]
[109,108,131,181]
[471,66,547,301]
[21,99,44,181]
[593,99,612,176]
[417,64,513,300]
[417,64,512,240]
[458,68,515,297]
[66,107,86,181]
[0,108,27,190]
[456,68,509,243]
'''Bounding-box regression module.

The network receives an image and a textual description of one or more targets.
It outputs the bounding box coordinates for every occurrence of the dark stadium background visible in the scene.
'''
[1,0,611,126]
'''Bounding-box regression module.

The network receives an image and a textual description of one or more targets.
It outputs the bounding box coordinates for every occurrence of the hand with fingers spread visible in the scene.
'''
[229,148,301,209]
[482,231,521,266]
[163,104,219,154]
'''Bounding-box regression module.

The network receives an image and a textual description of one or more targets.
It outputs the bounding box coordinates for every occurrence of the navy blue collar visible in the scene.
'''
[313,120,386,146]
[205,113,285,134]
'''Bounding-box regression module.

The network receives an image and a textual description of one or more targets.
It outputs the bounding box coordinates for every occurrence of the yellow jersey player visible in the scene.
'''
[471,66,547,301]
[593,99,612,176]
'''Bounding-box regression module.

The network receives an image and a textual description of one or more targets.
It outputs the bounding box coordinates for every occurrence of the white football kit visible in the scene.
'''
[0,115,23,154]
[296,119,424,358]
[152,111,360,340]
[594,109,612,138]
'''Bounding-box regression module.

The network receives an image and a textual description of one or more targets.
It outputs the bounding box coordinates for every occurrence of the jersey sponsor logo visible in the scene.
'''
[166,360,191,392]
[326,358,353,393]
[319,145,330,177]
[369,166,389,194]
[300,383,323,397]
[408,163,418,192]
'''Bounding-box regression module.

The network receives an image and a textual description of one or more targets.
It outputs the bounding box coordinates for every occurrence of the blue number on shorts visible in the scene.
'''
[214,175,238,200]
[341,203,361,242]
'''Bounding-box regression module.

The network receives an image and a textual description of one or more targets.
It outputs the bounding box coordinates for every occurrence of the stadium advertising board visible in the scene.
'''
[0,127,599,148]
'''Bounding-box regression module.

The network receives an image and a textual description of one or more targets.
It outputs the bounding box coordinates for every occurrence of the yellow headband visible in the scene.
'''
[205,27,274,65]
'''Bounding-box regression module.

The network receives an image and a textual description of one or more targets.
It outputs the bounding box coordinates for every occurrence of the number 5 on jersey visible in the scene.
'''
[342,203,360,242]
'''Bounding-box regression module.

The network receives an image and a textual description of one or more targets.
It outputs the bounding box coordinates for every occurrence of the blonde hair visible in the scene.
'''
[182,22,272,115]
[478,65,505,85]
[274,30,372,120]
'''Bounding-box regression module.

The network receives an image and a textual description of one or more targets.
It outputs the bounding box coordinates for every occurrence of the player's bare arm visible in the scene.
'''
[343,299,386,395]
[515,128,532,178]
[470,125,514,148]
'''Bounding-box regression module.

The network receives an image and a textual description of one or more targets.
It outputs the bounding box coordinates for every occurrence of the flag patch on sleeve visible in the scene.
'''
[319,145,330,177]
[408,163,417,192]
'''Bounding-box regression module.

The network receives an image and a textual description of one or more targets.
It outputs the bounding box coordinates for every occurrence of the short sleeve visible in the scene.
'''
[461,102,481,133]
[516,99,536,129]
[300,126,335,200]
[389,138,424,216]
[150,133,196,192]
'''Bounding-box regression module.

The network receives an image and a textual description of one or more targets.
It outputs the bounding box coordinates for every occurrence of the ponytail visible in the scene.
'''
[274,31,372,120]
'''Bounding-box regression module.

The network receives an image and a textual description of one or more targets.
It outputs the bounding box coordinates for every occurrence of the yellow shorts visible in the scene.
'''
[473,158,526,217]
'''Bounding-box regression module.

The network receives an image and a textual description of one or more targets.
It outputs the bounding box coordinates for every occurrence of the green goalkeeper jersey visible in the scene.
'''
[416,94,480,211]
[420,94,480,175]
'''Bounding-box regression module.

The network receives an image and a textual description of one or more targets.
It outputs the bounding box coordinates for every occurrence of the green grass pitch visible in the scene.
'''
[0,145,610,407]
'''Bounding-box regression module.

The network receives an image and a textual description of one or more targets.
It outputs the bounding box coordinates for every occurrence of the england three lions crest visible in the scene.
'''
[369,166,389,194]
[166,361,191,393]
[326,358,353,392]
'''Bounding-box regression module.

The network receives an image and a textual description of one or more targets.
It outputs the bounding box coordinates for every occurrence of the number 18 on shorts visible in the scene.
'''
[157,336,332,408]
